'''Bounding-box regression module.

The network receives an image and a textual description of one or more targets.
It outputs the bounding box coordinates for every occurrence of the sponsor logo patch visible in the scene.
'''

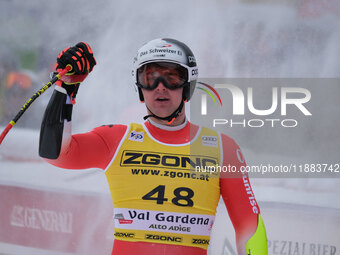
[120,150,218,170]
[202,136,218,147]
[114,232,135,238]
[114,213,133,224]
[129,131,144,142]
[145,234,182,243]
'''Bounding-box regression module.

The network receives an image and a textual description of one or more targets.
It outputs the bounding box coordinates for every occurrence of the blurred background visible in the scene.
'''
[0,0,339,254]
[0,0,339,129]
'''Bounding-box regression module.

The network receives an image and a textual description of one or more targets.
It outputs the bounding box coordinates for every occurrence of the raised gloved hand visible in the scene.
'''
[55,42,96,104]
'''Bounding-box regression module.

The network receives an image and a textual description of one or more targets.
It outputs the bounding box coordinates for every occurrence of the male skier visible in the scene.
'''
[39,38,268,255]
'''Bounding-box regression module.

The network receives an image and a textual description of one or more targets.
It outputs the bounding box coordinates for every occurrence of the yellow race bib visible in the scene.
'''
[105,123,221,249]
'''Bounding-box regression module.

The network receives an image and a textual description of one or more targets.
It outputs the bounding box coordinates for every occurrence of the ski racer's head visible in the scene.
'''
[132,38,198,125]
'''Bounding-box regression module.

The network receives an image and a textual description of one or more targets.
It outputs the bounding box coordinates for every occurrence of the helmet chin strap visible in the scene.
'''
[143,100,184,125]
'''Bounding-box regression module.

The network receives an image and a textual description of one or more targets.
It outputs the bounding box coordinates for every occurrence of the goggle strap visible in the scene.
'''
[167,117,176,125]
[143,100,184,124]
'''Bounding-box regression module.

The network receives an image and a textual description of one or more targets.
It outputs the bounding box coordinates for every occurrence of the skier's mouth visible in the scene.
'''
[156,97,169,102]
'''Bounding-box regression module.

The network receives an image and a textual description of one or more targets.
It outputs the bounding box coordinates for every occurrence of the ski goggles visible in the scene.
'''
[136,62,195,90]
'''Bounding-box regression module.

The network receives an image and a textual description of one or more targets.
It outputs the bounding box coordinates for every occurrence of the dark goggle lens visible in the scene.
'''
[137,62,188,90]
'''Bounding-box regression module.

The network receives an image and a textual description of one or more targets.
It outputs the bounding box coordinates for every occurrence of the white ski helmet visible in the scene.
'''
[132,38,198,102]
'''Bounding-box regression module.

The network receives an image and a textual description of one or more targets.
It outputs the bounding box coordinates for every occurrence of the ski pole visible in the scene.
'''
[0,65,72,145]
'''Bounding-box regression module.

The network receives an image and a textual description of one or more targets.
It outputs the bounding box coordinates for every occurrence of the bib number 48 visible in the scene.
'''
[142,185,194,207]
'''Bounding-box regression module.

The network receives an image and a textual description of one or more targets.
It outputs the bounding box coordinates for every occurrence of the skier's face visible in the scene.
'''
[142,82,183,115]
[141,70,183,120]
[140,64,186,125]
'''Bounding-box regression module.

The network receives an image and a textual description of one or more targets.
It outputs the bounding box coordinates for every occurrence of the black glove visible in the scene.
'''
[55,42,96,103]
[56,42,96,74]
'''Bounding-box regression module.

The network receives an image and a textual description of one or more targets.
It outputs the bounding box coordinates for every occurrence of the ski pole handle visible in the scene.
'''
[0,65,72,145]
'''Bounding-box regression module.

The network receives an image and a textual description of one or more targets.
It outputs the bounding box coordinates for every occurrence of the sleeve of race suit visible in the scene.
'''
[219,134,268,255]
[39,86,128,170]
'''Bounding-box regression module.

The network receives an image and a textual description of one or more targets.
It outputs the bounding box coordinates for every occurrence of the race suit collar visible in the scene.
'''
[147,117,188,131]
[144,118,199,145]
